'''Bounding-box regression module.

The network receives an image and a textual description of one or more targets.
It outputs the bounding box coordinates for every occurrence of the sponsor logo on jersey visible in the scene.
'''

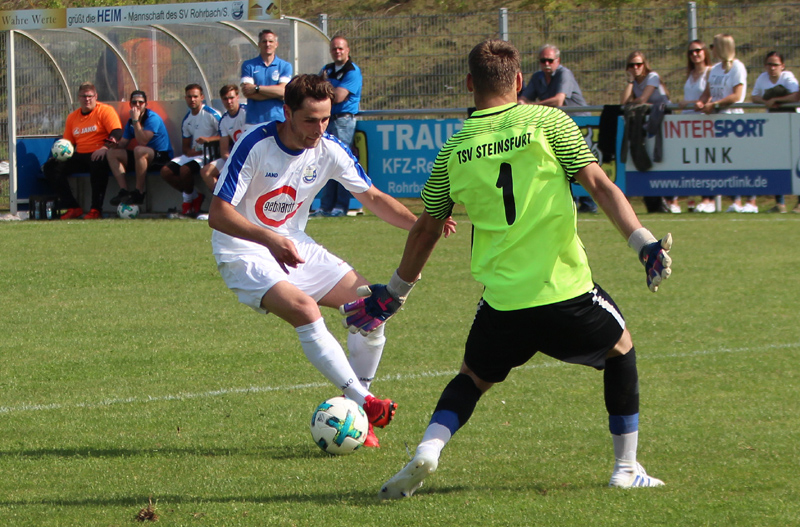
[272,70,280,82]
[254,185,303,227]
[302,165,317,184]
[265,172,279,178]
[74,125,98,136]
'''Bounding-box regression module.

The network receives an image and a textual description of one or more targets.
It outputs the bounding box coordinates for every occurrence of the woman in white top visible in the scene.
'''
[697,34,754,213]
[752,51,800,213]
[679,40,715,213]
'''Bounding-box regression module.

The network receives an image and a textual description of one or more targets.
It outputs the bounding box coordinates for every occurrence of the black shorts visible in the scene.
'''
[124,150,171,172]
[165,159,200,176]
[464,284,625,383]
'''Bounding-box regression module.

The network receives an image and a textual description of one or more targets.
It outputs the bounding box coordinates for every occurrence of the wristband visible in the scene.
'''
[627,227,657,256]
[255,85,260,93]
[131,119,139,123]
[388,269,419,301]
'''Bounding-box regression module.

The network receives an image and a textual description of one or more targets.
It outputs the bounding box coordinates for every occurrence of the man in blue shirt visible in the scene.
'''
[240,29,293,126]
[107,90,174,206]
[313,36,364,217]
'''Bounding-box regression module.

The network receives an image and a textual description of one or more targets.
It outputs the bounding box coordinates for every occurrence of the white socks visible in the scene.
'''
[415,423,452,460]
[296,318,369,404]
[347,324,386,392]
[612,430,639,464]
[182,189,198,203]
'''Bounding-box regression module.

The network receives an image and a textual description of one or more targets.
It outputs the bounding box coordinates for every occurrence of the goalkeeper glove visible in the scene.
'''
[628,228,673,293]
[339,271,418,335]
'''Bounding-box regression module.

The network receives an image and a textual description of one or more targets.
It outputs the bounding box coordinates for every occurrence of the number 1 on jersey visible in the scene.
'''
[496,162,516,225]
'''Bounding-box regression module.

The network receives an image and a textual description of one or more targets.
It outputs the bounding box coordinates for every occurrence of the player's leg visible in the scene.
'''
[88,154,112,215]
[590,288,664,489]
[200,158,223,193]
[320,270,390,446]
[605,330,664,488]
[261,281,376,404]
[107,148,131,205]
[43,156,83,213]
[381,299,513,500]
[133,146,155,195]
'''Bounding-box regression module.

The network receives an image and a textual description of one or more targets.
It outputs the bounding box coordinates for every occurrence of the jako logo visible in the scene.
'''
[265,172,278,178]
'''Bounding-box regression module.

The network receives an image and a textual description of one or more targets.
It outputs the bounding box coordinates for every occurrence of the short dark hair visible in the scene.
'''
[258,29,277,41]
[78,82,97,95]
[185,83,203,95]
[283,74,334,112]
[765,50,785,64]
[468,40,520,96]
[219,84,239,98]
[129,90,147,103]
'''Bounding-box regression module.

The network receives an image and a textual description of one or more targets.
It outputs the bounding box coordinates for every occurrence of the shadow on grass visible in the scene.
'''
[0,443,321,461]
[0,479,610,509]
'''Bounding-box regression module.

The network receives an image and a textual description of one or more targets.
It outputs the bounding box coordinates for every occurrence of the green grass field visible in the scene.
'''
[1,205,799,526]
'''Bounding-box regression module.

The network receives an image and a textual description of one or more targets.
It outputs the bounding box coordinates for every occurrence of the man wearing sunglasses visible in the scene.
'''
[107,90,174,207]
[518,44,588,114]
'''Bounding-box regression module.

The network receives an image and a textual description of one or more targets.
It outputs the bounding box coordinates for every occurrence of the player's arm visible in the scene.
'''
[397,211,445,282]
[219,135,232,160]
[207,196,303,273]
[333,87,350,104]
[182,136,201,157]
[536,92,567,107]
[339,211,444,334]
[354,185,418,231]
[576,162,672,292]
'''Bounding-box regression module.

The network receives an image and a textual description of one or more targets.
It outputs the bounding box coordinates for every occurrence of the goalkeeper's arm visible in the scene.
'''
[574,162,673,292]
[340,212,446,334]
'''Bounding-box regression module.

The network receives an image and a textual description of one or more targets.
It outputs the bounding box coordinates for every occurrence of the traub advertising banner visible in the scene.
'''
[624,113,794,196]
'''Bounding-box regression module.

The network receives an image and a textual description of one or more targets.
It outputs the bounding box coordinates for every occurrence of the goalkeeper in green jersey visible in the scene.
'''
[340,39,672,498]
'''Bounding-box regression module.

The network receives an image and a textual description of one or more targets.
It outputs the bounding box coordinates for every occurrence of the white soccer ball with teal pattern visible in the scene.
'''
[117,203,139,219]
[51,139,74,162]
[310,396,368,455]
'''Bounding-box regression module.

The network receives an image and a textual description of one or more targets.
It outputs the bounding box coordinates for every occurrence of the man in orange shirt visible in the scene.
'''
[42,82,123,219]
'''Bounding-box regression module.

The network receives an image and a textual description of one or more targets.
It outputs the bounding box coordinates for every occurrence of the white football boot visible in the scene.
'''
[608,461,664,488]
[379,452,439,500]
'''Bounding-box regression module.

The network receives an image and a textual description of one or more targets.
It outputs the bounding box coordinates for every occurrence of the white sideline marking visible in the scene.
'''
[1,342,797,416]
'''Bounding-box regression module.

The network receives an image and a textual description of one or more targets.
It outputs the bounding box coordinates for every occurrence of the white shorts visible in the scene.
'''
[215,242,353,314]
[170,154,205,167]
[209,157,226,171]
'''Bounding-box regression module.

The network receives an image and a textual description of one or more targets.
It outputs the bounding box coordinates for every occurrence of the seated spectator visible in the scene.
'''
[107,90,174,206]
[160,83,221,217]
[200,85,247,192]
[42,82,122,219]
[751,51,800,213]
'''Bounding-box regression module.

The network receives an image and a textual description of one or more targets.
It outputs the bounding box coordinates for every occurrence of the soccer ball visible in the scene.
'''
[310,396,368,455]
[51,139,74,162]
[117,203,140,219]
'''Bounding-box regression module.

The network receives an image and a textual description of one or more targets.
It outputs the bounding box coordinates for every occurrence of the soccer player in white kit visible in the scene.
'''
[208,74,454,447]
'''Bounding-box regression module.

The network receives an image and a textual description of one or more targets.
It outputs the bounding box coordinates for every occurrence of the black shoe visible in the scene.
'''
[125,190,146,205]
[110,189,131,206]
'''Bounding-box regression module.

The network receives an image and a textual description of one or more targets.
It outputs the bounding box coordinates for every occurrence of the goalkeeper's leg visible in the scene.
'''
[605,341,663,488]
